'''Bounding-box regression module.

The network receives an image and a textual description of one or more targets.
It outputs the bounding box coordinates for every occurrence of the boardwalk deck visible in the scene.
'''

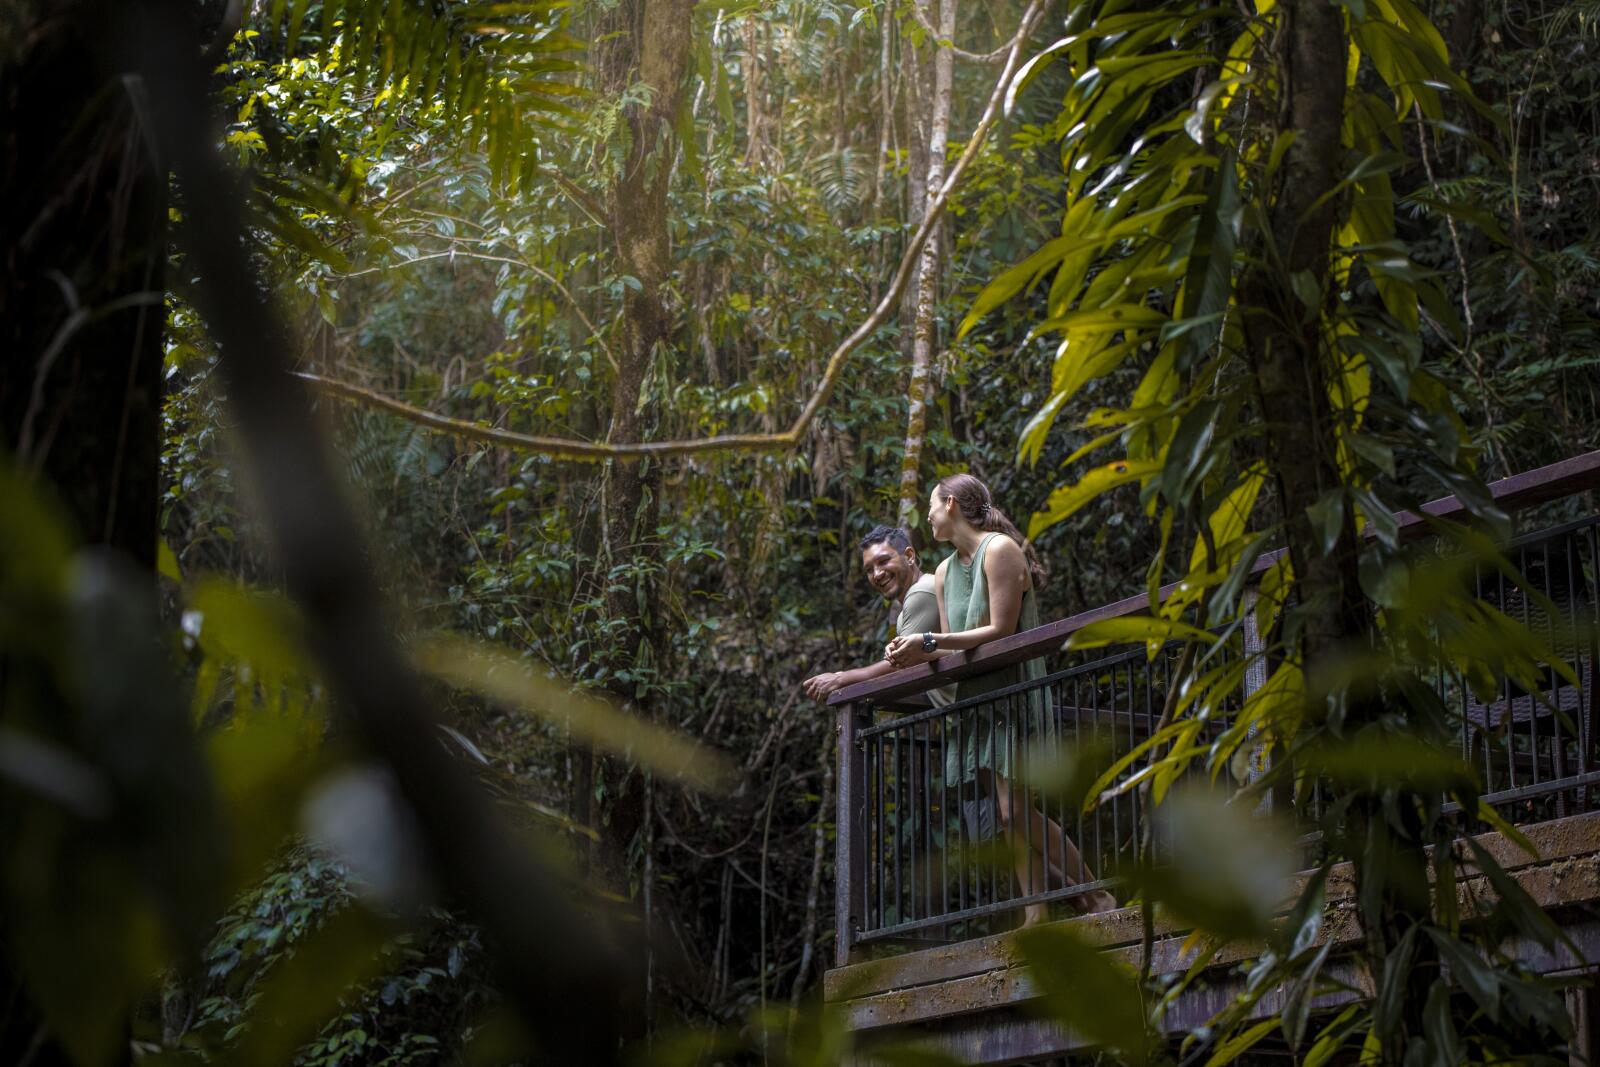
[826,774,1600,1062]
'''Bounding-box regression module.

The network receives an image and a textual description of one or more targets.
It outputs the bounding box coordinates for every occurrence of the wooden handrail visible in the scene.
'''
[829,450,1600,708]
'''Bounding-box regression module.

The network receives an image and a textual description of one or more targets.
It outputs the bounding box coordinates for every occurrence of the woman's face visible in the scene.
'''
[927,486,952,541]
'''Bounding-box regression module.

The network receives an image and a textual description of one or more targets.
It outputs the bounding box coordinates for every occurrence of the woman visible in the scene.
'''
[886,473,1115,925]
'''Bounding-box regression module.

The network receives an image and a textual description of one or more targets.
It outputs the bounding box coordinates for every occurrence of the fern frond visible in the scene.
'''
[248,0,586,194]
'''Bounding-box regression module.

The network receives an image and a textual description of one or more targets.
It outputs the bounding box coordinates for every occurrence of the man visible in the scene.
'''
[804,524,988,846]
[802,525,949,703]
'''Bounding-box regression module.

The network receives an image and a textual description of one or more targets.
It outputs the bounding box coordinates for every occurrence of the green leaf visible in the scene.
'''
[1017,925,1159,1064]
[157,540,183,583]
[1305,489,1346,555]
[1027,303,1169,341]
[1373,923,1418,1037]
[1066,614,1219,652]
[1174,144,1239,363]
[1205,1018,1278,1067]
[960,233,1097,338]
[1028,457,1161,539]
[1473,800,1538,860]
[416,637,733,791]
[1424,979,1461,1064]
[1463,838,1564,952]
[1426,928,1500,1021]
[1303,1006,1365,1067]
[1289,269,1321,317]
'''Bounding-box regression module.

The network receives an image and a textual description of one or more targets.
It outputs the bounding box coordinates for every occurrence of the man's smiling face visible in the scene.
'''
[862,541,916,602]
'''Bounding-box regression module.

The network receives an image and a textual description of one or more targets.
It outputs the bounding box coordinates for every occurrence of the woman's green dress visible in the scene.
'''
[943,532,1046,784]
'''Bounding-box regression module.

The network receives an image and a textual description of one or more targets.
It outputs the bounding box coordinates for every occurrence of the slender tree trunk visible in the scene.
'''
[898,10,929,366]
[743,15,764,167]
[590,0,695,1041]
[1239,1,1434,1060]
[895,0,954,530]
[870,1,894,303]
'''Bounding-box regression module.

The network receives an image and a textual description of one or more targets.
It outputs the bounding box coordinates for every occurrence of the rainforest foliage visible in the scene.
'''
[1,0,1598,1064]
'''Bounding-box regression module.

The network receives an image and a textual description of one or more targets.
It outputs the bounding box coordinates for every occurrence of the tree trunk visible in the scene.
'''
[743,15,764,168]
[1239,1,1433,1060]
[589,0,695,1039]
[1239,0,1363,660]
[0,4,166,1063]
[2,1,165,571]
[895,0,954,530]
[870,1,895,302]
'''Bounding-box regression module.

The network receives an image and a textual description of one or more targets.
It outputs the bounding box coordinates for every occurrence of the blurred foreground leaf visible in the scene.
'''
[1128,788,1295,942]
[1018,923,1159,1065]
[416,635,733,792]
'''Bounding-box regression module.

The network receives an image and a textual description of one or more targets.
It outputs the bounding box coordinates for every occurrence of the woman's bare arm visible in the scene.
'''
[886,540,1029,660]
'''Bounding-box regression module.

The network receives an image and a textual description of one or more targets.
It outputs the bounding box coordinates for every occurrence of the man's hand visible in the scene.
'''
[885,634,923,668]
[803,671,846,702]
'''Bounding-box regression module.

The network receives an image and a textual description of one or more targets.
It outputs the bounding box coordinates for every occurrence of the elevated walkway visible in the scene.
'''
[825,452,1600,1064]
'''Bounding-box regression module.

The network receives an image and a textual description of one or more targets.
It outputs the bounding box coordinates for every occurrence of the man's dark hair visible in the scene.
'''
[859,525,912,554]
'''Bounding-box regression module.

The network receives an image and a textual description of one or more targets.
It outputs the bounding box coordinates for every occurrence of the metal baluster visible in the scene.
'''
[1542,539,1563,814]
[1011,694,1024,921]
[1558,531,1577,808]
[1043,679,1056,899]
[1476,559,1494,795]
[906,720,918,925]
[922,715,933,925]
[934,716,940,934]
[1580,524,1598,809]
[1089,661,1103,876]
[956,703,967,923]
[876,731,885,934]
[988,697,1000,910]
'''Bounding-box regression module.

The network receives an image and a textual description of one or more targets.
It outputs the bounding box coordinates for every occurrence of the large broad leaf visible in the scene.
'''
[960,231,1099,339]
[1017,925,1160,1064]
[1173,144,1239,365]
[1026,302,1170,341]
[1028,457,1161,539]
[1127,788,1296,941]
[1065,614,1219,652]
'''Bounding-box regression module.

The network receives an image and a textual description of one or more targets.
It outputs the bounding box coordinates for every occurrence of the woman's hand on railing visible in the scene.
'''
[885,634,937,668]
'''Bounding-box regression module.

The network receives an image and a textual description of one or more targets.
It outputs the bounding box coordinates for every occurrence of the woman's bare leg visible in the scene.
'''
[990,773,1117,916]
[991,772,1052,926]
[1019,803,1118,913]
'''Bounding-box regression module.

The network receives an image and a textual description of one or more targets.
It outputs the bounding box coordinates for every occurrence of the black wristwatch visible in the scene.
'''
[921,632,938,654]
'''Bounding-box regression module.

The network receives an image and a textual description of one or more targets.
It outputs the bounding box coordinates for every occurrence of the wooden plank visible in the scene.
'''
[827,810,1600,1003]
[830,450,1600,710]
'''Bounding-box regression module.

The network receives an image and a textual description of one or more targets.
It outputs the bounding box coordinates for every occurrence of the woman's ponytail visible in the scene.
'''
[936,473,1050,592]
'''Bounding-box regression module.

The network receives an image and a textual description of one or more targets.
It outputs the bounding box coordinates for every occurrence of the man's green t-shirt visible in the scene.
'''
[895,573,952,707]
[896,572,940,637]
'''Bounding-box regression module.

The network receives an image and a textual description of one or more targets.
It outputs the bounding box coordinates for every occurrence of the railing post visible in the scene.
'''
[835,699,868,967]
[1240,590,1275,812]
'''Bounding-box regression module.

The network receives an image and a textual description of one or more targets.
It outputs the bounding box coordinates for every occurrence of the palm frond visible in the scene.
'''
[805,146,868,215]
